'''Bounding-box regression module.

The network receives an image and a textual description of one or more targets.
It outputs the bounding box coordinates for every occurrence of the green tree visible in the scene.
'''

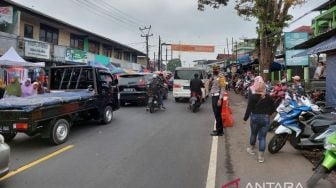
[167,59,182,72]
[198,0,305,79]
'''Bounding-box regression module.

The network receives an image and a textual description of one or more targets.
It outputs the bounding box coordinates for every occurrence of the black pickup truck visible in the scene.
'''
[0,65,120,145]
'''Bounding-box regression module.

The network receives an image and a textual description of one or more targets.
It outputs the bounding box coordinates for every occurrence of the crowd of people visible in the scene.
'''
[0,76,49,99]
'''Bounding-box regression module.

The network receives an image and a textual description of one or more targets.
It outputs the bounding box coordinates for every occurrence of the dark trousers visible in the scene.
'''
[212,96,223,133]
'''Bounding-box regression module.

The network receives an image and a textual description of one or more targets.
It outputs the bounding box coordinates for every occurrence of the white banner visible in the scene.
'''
[0,6,13,24]
[25,39,50,59]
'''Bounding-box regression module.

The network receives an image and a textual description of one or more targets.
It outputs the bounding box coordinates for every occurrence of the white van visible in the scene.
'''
[173,67,209,102]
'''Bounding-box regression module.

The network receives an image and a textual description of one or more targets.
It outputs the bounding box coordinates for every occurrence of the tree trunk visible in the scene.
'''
[259,38,274,81]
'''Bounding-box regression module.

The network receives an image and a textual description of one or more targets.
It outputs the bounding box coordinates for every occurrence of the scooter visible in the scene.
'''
[190,92,201,113]
[268,92,300,132]
[268,96,333,154]
[307,133,336,188]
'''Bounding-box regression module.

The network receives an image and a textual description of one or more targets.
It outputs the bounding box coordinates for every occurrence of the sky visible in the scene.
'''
[11,0,325,66]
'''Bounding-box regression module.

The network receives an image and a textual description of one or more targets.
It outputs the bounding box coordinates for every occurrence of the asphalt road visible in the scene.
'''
[1,92,335,188]
[1,94,214,188]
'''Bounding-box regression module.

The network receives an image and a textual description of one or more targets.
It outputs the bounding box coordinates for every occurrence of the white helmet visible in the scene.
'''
[152,74,158,78]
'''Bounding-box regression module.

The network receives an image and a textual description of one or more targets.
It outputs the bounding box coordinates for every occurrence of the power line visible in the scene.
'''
[100,0,146,26]
[82,0,140,28]
[70,0,139,34]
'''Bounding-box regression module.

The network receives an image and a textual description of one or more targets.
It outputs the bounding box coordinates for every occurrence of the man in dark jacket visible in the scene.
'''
[190,73,204,98]
[149,74,165,109]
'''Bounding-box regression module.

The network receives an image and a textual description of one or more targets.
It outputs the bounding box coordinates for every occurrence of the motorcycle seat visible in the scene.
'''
[307,119,336,133]
[305,113,336,124]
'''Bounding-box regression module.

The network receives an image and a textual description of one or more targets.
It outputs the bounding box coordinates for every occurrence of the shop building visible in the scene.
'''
[0,0,146,71]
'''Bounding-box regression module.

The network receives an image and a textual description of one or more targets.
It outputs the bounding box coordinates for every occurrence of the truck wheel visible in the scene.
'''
[175,98,179,102]
[50,119,70,145]
[101,106,113,124]
[3,132,17,142]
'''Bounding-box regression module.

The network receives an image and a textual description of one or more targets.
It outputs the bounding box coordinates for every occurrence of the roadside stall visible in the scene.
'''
[0,47,45,85]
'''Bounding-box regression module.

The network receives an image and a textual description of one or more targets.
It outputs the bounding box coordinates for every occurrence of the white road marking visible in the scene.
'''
[205,121,218,188]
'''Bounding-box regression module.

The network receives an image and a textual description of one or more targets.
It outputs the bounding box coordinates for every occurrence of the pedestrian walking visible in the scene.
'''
[244,78,275,163]
[209,64,226,136]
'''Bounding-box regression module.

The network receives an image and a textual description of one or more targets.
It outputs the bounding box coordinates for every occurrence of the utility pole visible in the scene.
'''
[232,37,234,62]
[139,25,153,70]
[235,40,238,64]
[226,38,229,56]
[158,36,161,71]
[153,51,156,71]
[165,45,168,63]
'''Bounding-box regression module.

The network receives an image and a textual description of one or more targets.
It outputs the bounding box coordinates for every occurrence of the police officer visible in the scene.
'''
[209,64,225,136]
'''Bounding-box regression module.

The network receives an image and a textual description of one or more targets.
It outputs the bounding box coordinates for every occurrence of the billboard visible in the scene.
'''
[65,49,87,63]
[285,50,309,66]
[171,44,215,52]
[284,32,308,49]
[0,6,13,24]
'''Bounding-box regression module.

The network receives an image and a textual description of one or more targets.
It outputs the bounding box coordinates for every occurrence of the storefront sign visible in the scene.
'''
[24,39,50,59]
[65,49,87,63]
[284,32,308,49]
[285,50,309,66]
[0,6,13,24]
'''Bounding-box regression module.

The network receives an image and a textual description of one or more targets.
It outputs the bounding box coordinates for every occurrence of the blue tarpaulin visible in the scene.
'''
[0,91,94,112]
[271,61,285,71]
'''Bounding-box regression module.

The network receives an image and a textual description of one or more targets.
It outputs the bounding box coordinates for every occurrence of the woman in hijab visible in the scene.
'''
[0,79,6,99]
[21,78,33,97]
[6,77,22,97]
[32,82,39,95]
[244,79,275,163]
[249,76,265,95]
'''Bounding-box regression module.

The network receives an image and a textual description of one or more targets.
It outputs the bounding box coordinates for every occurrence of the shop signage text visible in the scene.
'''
[65,49,87,63]
[24,39,50,59]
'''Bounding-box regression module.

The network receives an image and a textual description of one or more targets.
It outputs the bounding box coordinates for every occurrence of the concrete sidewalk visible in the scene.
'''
[215,91,335,188]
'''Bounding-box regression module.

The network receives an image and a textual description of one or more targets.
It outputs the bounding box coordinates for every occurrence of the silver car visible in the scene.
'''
[0,134,10,178]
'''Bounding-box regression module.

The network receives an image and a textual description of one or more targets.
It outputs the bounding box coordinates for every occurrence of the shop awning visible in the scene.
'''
[271,61,285,71]
[292,35,336,57]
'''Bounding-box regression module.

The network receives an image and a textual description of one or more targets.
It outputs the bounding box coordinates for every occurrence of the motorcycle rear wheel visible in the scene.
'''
[192,104,197,113]
[268,133,288,154]
[149,103,155,113]
[307,165,329,188]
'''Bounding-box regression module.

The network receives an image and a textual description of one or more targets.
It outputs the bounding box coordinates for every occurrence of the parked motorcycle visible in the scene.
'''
[189,92,201,113]
[242,80,252,99]
[267,95,335,154]
[234,79,244,95]
[307,133,336,188]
